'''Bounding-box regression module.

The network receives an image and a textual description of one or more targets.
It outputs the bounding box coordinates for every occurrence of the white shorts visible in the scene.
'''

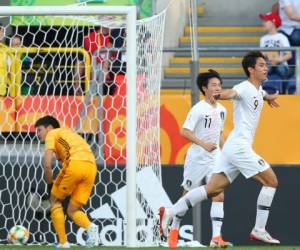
[181,160,214,191]
[214,146,270,183]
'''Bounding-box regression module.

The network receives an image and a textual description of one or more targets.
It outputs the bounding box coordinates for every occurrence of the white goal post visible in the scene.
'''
[0,5,166,247]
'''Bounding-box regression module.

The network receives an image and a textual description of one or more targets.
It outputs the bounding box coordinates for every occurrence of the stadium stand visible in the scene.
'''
[162,4,264,89]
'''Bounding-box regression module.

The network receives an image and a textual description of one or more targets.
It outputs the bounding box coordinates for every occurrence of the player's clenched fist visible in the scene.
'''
[202,142,217,152]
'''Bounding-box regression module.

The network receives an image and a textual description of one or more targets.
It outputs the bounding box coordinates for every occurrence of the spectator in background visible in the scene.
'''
[0,24,10,96]
[278,0,300,73]
[74,26,112,95]
[259,12,292,82]
[271,2,279,14]
[110,28,126,76]
[10,34,22,48]
[84,26,112,94]
[9,34,35,95]
[84,26,111,64]
[7,35,21,95]
[73,59,85,95]
[279,0,300,45]
[0,24,6,45]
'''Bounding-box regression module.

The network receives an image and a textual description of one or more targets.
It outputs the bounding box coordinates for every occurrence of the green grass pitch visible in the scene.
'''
[2,247,300,250]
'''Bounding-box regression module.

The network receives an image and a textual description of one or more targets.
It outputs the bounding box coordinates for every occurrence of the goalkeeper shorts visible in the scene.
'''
[52,160,97,207]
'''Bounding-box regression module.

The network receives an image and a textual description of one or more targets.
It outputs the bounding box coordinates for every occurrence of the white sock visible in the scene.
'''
[171,212,184,229]
[210,202,224,238]
[171,186,207,217]
[254,186,276,230]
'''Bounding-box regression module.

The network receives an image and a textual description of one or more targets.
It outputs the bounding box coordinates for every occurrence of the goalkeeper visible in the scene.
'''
[35,115,98,248]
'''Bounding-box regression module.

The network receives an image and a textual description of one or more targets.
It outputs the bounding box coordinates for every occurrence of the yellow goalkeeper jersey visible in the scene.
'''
[45,128,96,165]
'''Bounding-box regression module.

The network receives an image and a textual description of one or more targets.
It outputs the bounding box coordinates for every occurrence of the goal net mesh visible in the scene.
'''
[0,6,165,246]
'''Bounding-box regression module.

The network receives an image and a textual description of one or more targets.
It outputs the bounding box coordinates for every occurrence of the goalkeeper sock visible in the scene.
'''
[254,186,276,230]
[51,204,67,244]
[70,210,91,229]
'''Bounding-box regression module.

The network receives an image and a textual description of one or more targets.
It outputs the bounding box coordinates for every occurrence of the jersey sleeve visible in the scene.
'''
[232,83,245,99]
[45,130,56,151]
[182,105,202,131]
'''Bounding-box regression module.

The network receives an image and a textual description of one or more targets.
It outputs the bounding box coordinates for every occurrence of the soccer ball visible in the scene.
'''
[8,225,29,244]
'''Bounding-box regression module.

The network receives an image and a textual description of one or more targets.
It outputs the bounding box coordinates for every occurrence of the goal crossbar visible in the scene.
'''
[0,6,136,16]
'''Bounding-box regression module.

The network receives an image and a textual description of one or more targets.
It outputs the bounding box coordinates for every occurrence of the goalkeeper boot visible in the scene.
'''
[86,223,99,247]
[250,228,280,244]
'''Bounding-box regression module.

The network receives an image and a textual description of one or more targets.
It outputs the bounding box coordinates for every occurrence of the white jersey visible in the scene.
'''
[260,33,291,66]
[224,80,266,147]
[183,100,226,164]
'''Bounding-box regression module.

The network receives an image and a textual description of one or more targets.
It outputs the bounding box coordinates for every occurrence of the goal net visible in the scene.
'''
[0,5,167,247]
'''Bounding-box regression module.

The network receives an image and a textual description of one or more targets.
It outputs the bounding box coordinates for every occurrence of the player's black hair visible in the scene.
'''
[242,51,266,77]
[11,34,22,40]
[35,115,60,129]
[197,69,222,95]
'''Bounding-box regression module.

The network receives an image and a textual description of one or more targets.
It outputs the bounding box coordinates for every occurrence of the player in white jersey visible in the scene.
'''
[163,70,231,248]
[159,51,280,245]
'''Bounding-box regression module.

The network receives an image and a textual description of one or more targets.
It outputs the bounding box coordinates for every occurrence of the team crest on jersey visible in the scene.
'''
[220,111,225,121]
[185,180,192,188]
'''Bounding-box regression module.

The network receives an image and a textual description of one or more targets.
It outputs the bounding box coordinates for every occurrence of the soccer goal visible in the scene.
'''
[0,5,167,247]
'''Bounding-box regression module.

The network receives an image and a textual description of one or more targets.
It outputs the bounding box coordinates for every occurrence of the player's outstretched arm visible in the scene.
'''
[219,131,225,149]
[44,149,54,185]
[181,128,217,152]
[264,92,280,108]
[213,89,238,100]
